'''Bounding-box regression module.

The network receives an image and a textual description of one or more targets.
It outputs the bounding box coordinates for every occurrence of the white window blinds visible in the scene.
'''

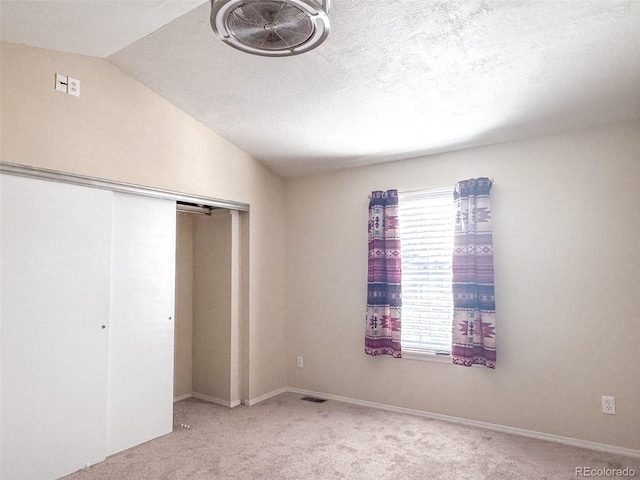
[399,187,454,355]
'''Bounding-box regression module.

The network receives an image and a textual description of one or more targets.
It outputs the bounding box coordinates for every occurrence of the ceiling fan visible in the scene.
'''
[210,0,331,57]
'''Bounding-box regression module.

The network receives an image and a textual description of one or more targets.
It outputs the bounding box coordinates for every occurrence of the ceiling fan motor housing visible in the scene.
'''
[211,0,330,57]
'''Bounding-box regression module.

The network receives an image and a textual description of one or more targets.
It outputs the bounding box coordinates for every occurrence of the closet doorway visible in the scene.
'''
[0,162,250,479]
[174,205,243,407]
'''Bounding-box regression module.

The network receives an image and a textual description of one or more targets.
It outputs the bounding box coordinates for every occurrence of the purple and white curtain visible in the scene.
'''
[365,190,402,358]
[452,178,496,368]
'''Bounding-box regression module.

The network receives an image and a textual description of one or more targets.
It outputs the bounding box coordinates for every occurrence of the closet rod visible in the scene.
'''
[177,203,214,216]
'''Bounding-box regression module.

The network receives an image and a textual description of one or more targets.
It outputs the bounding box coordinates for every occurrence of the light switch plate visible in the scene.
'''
[55,73,68,93]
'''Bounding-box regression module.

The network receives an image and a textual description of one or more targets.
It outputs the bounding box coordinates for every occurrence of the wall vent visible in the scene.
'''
[301,396,327,403]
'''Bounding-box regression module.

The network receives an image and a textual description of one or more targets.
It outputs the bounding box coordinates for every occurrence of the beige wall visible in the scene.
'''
[192,210,232,402]
[4,40,639,452]
[174,213,194,399]
[0,42,287,401]
[285,121,640,450]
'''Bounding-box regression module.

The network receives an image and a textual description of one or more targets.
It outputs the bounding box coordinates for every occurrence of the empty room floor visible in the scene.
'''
[63,393,640,480]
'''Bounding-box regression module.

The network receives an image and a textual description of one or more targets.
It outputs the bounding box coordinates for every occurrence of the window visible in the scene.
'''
[399,188,454,355]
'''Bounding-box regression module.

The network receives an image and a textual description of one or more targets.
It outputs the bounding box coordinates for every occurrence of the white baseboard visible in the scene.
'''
[178,385,639,458]
[191,392,241,408]
[173,393,193,403]
[286,387,640,459]
[241,387,288,406]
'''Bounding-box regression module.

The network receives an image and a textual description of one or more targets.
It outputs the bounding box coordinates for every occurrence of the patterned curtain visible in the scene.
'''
[451,178,496,368]
[365,190,402,358]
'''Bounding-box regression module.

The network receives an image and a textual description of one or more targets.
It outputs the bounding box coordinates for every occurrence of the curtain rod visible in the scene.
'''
[400,179,495,196]
[399,186,454,195]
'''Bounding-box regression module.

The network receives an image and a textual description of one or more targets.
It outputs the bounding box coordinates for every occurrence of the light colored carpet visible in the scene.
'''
[63,393,639,479]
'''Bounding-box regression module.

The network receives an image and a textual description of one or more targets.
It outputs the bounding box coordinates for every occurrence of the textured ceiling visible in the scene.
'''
[0,1,204,58]
[2,1,640,177]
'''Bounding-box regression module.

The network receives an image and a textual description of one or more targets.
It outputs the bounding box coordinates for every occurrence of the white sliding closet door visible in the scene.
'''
[107,193,176,456]
[0,175,112,480]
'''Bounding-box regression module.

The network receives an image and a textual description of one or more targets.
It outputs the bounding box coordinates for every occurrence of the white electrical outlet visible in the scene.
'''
[602,396,616,415]
[68,77,80,97]
[296,356,303,368]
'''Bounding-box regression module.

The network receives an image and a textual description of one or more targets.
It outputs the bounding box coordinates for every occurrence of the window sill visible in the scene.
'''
[402,350,452,364]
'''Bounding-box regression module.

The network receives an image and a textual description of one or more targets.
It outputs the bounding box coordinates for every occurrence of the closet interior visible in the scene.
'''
[174,206,241,407]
